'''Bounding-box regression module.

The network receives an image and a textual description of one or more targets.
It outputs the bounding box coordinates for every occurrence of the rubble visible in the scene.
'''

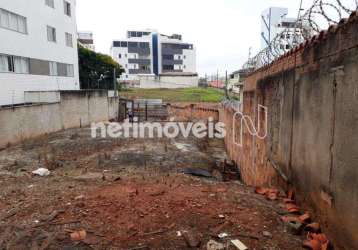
[262,231,273,238]
[182,230,201,248]
[70,230,87,241]
[32,168,50,176]
[218,232,229,239]
[207,239,225,250]
[284,220,304,235]
[0,127,312,249]
[231,239,248,250]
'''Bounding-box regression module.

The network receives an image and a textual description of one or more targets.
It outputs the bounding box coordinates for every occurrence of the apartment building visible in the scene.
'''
[0,0,79,106]
[261,7,310,51]
[110,30,196,81]
[78,31,95,51]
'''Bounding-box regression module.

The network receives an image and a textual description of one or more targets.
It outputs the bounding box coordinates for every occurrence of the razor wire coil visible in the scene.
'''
[243,0,358,71]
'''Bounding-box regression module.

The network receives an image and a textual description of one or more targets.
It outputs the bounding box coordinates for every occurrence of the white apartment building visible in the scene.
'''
[78,31,95,51]
[0,0,79,106]
[110,30,196,81]
[261,7,309,51]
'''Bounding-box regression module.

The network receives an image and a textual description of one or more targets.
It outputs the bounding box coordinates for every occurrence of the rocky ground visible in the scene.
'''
[0,126,307,249]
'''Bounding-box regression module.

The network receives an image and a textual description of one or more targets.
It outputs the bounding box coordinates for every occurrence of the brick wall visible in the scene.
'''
[220,11,358,249]
[169,103,219,121]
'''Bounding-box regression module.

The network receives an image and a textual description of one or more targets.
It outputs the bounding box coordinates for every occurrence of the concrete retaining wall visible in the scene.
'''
[139,75,199,88]
[220,12,358,249]
[0,90,119,148]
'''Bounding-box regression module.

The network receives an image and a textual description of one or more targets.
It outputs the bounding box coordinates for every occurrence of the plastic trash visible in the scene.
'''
[32,168,51,177]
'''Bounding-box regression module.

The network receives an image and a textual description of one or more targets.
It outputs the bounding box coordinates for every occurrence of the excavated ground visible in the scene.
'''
[0,126,305,249]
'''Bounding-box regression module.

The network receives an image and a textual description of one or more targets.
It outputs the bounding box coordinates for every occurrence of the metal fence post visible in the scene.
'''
[145,101,148,121]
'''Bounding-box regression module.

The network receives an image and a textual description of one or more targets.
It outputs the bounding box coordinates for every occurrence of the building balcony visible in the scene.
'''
[128,47,151,55]
[129,69,151,74]
[161,47,182,55]
[128,58,151,65]
[162,59,183,65]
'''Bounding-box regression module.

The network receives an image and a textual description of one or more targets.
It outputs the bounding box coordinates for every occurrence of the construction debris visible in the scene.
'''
[183,168,212,178]
[218,232,229,239]
[305,223,321,233]
[0,127,318,249]
[207,240,225,250]
[182,230,201,248]
[32,168,50,176]
[231,239,248,250]
[284,220,304,235]
[262,231,273,238]
[303,233,330,250]
[70,230,87,241]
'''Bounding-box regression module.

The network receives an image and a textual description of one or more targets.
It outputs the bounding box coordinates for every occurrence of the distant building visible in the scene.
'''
[110,30,197,81]
[228,69,251,102]
[78,31,95,51]
[0,0,79,106]
[261,7,309,51]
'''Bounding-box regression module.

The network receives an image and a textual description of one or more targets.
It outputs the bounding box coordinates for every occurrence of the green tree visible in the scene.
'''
[78,45,124,90]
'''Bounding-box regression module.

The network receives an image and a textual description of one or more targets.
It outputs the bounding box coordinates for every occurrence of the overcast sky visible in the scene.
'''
[76,0,308,76]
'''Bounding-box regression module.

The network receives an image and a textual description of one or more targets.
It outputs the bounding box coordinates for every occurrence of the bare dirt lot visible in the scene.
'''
[0,126,305,249]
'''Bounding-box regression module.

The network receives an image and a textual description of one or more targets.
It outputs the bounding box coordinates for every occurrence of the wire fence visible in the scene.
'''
[243,0,358,70]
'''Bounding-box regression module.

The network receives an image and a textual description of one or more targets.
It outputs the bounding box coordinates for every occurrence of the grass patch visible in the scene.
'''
[119,87,224,103]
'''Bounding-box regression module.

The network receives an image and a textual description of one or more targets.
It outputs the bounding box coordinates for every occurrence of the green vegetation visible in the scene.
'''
[78,45,124,89]
[120,87,224,103]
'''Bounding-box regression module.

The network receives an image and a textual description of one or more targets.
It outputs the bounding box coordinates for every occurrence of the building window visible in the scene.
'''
[45,0,55,8]
[118,54,121,59]
[13,56,29,73]
[163,65,174,71]
[66,64,74,76]
[163,55,174,60]
[63,1,71,17]
[0,54,29,74]
[0,9,27,34]
[49,61,57,75]
[47,26,56,42]
[65,32,73,47]
[57,63,74,77]
[0,54,12,72]
[0,53,74,77]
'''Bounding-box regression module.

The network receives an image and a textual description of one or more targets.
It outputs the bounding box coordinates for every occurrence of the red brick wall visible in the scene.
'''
[220,12,358,249]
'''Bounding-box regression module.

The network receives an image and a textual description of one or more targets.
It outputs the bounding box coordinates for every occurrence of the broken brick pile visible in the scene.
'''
[255,187,331,250]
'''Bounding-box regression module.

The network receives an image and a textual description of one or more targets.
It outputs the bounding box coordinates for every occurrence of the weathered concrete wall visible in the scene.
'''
[220,12,358,249]
[0,91,120,148]
[138,75,199,89]
[108,97,119,121]
[0,103,63,147]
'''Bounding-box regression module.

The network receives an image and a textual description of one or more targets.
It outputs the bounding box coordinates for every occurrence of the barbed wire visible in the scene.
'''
[242,0,358,70]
